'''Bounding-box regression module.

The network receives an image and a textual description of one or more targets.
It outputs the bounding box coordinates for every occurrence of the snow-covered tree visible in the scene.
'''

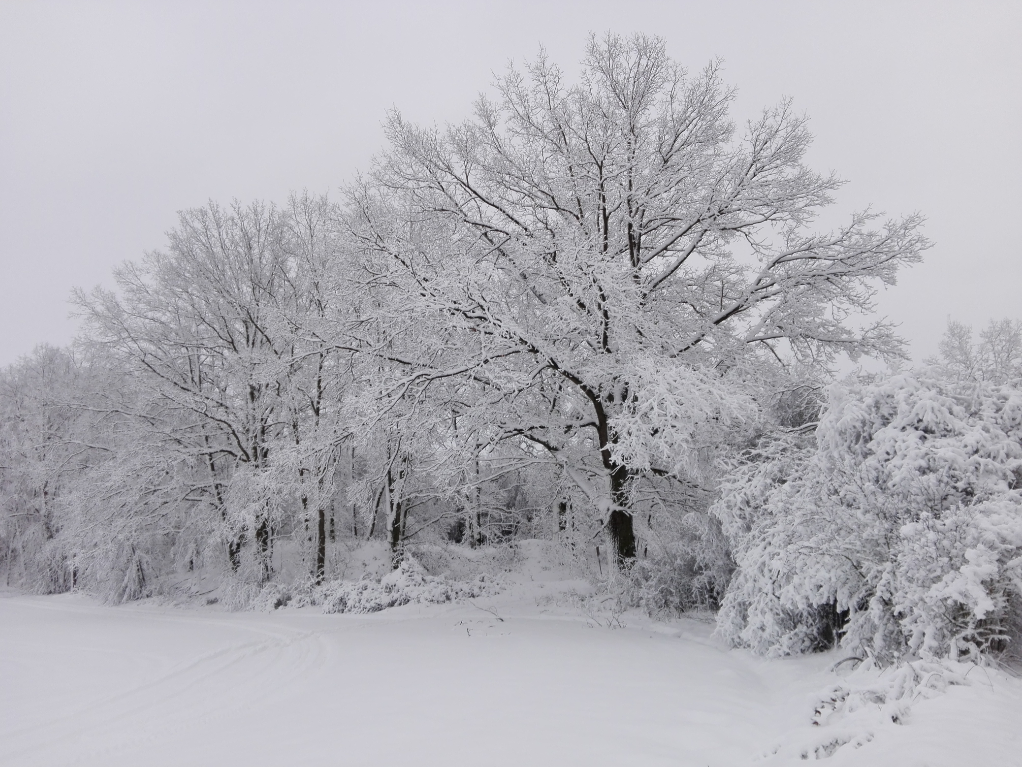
[925,317,1021,388]
[714,374,1022,664]
[75,198,358,584]
[347,33,929,567]
[0,346,97,591]
[274,192,354,581]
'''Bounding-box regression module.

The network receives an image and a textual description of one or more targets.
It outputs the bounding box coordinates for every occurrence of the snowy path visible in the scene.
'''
[0,593,1018,766]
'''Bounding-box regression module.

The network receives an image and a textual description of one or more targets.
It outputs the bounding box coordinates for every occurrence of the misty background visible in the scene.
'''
[1,0,1019,367]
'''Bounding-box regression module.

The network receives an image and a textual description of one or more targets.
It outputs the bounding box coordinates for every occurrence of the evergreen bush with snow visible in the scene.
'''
[714,375,1022,664]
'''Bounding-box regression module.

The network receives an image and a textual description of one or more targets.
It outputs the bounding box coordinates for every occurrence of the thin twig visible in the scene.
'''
[468,600,504,622]
[830,656,865,672]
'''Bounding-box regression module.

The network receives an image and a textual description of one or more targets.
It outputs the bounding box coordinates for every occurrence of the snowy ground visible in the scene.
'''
[1,560,1019,766]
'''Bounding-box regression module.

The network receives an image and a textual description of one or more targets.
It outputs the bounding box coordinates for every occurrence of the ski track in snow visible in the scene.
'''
[0,593,1018,767]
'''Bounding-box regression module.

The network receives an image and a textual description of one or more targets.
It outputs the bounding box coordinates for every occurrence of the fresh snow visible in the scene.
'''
[1,577,1018,766]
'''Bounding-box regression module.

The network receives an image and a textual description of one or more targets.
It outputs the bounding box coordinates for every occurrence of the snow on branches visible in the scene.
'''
[713,374,1022,663]
[351,33,928,566]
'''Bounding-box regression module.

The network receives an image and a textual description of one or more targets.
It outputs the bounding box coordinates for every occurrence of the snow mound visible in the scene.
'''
[761,658,983,762]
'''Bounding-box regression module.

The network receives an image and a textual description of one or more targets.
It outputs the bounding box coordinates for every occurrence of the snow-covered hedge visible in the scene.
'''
[713,375,1022,664]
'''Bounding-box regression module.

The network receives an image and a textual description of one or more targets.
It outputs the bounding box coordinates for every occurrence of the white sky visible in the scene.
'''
[1,0,1019,367]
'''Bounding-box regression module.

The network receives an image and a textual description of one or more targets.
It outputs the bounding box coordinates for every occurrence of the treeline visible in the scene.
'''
[1,35,1018,664]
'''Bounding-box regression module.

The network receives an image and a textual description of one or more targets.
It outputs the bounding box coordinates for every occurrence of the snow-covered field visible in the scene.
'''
[1,576,1019,767]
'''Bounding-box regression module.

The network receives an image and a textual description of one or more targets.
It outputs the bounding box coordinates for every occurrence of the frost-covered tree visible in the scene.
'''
[76,201,294,579]
[0,346,98,591]
[75,197,356,584]
[925,317,1021,388]
[274,193,354,582]
[348,33,928,567]
[714,375,1022,664]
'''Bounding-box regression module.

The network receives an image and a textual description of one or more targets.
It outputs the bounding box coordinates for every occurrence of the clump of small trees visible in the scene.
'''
[5,34,1016,667]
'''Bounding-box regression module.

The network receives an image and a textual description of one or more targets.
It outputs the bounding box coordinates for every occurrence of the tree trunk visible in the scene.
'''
[607,463,636,570]
[314,507,326,583]
[388,497,404,569]
[469,453,483,548]
[367,487,381,540]
[595,400,636,570]
[386,466,405,569]
[227,538,243,572]
[303,487,327,584]
[204,442,241,571]
[255,518,273,584]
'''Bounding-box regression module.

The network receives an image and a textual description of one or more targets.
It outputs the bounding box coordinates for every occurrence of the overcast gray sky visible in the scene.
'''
[1,0,1019,367]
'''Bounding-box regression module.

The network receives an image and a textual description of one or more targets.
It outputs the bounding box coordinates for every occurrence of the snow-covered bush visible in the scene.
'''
[219,556,485,613]
[630,509,733,616]
[714,375,1022,664]
[320,557,485,614]
[766,657,977,761]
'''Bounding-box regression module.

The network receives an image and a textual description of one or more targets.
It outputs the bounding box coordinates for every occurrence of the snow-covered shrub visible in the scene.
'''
[19,536,76,595]
[103,545,152,604]
[714,375,1022,663]
[223,575,310,611]
[630,510,733,616]
[221,579,263,611]
[765,657,976,762]
[248,581,295,611]
[320,557,484,614]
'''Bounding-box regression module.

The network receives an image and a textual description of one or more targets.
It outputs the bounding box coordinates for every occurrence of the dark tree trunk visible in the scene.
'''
[205,443,241,572]
[389,497,404,569]
[595,398,637,570]
[468,509,483,548]
[386,465,405,569]
[607,463,636,570]
[367,488,380,539]
[303,486,327,584]
[227,538,243,572]
[255,518,272,584]
[314,507,326,584]
[469,453,483,548]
